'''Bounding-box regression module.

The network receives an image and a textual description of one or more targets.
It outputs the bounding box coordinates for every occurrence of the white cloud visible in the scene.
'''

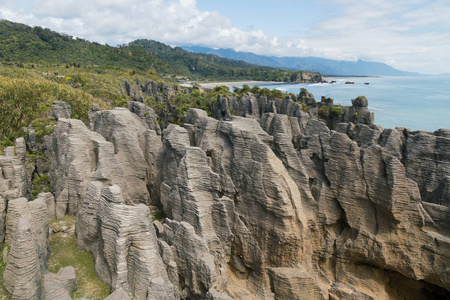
[1,0,449,73]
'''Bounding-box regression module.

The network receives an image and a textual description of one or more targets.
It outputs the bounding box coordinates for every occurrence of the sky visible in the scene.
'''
[1,0,449,74]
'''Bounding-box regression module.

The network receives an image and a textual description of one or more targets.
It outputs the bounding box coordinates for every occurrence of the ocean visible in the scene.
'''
[237,76,450,132]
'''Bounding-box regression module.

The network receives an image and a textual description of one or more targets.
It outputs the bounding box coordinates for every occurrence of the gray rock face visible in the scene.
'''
[342,96,374,125]
[212,95,233,121]
[0,196,5,246]
[3,215,42,300]
[48,100,71,120]
[46,118,124,218]
[27,93,449,299]
[157,107,450,299]
[158,110,312,298]
[5,197,29,245]
[5,197,50,272]
[0,138,30,199]
[296,128,450,298]
[92,108,161,206]
[76,183,176,300]
[268,267,325,300]
[404,130,450,206]
[36,192,56,221]
[212,92,374,137]
[128,101,161,135]
[42,266,77,300]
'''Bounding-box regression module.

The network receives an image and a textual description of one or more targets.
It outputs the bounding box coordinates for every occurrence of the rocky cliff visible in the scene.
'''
[1,88,449,299]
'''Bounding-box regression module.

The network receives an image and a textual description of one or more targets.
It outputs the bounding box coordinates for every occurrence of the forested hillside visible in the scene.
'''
[0,20,321,82]
[0,20,173,73]
[131,39,318,81]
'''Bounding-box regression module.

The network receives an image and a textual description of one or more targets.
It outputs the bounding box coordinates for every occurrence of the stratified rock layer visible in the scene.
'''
[3,215,42,300]
[31,95,450,299]
[76,183,176,300]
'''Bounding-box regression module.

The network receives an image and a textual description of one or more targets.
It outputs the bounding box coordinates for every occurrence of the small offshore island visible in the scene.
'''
[1,20,450,300]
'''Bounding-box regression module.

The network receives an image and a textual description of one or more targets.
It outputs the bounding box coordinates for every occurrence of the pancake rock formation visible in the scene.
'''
[2,87,449,299]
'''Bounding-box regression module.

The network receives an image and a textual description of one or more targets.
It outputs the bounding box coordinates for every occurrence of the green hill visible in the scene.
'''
[0,20,321,82]
[0,20,173,73]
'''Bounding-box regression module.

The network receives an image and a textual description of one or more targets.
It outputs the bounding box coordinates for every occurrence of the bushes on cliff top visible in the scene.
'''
[0,75,98,147]
[0,63,156,153]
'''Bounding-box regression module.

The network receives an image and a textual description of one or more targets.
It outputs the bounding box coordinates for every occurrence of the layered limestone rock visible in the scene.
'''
[5,197,50,271]
[403,129,450,207]
[3,214,42,299]
[294,127,450,298]
[212,92,373,139]
[158,109,314,299]
[0,195,5,246]
[158,106,450,299]
[268,267,325,300]
[0,137,30,200]
[91,108,163,206]
[17,94,447,299]
[47,105,162,217]
[46,118,124,218]
[341,96,374,125]
[128,101,161,135]
[76,183,176,299]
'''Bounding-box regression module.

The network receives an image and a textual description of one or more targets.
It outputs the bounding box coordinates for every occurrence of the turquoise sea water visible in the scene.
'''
[239,76,450,131]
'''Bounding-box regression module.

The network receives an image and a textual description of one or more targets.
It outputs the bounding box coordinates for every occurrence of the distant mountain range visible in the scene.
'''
[182,46,421,77]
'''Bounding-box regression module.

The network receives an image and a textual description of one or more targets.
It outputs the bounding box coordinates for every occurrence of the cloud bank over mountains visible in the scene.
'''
[1,0,449,74]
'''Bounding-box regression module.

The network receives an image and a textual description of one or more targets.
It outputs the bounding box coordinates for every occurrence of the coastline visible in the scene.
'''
[180,80,286,89]
[181,77,378,89]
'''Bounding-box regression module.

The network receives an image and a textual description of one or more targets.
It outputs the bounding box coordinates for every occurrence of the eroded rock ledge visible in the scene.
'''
[1,90,449,299]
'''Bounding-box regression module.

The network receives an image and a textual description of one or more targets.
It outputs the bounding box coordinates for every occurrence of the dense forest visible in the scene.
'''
[0,20,321,82]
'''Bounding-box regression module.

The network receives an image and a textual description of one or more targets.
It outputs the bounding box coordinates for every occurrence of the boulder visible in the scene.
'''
[42,266,77,300]
[48,100,71,120]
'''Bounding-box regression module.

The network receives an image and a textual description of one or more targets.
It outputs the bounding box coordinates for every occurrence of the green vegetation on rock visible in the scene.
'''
[319,106,328,118]
[331,104,343,116]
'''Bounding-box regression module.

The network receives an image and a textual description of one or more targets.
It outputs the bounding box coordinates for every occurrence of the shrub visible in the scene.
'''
[318,106,328,118]
[300,88,308,97]
[251,85,261,94]
[331,105,343,116]
[301,102,308,112]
